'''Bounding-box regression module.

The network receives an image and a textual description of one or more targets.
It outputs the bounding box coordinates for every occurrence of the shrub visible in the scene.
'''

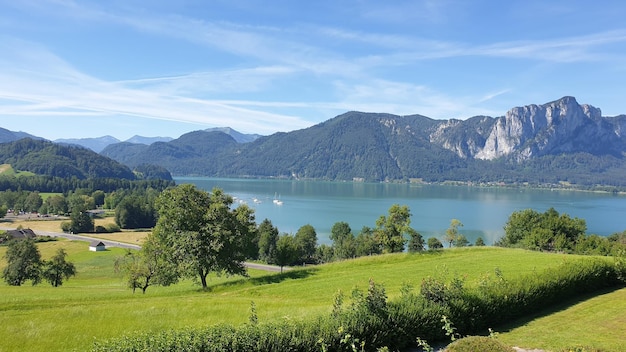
[106,223,121,232]
[445,336,514,352]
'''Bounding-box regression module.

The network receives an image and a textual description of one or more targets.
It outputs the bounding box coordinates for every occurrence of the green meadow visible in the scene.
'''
[0,241,623,351]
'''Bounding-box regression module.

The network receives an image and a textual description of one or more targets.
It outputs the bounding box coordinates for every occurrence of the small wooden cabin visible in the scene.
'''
[89,241,106,252]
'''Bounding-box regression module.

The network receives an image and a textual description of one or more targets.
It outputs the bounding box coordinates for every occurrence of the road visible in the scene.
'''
[2,227,287,272]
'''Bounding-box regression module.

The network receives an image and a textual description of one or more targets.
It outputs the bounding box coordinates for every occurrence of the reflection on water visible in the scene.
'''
[176,177,626,245]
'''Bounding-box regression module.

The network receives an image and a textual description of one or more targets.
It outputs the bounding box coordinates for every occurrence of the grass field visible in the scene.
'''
[1,239,622,352]
[498,287,626,351]
[0,164,34,177]
[0,216,151,244]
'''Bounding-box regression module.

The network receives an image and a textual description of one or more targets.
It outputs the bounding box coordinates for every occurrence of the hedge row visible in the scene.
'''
[93,258,625,352]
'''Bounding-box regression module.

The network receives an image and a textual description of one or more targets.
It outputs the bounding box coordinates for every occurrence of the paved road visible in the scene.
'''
[2,227,287,272]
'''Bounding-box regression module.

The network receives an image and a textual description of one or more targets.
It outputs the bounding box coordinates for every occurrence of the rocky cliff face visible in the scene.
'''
[433,96,625,161]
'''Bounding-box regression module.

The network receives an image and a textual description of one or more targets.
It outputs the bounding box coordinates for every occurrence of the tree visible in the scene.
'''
[2,239,42,286]
[69,207,94,233]
[427,237,443,250]
[295,224,318,264]
[114,236,178,294]
[500,209,543,247]
[445,219,463,248]
[44,195,68,215]
[374,204,415,253]
[355,226,382,257]
[315,244,334,264]
[0,205,7,219]
[257,219,279,263]
[152,185,256,289]
[500,208,587,252]
[42,248,76,287]
[92,190,106,207]
[115,195,156,229]
[475,237,486,246]
[407,230,424,253]
[454,234,469,247]
[275,234,299,273]
[330,221,356,260]
[23,191,43,213]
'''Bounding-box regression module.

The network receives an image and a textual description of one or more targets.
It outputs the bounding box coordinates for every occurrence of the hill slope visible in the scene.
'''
[0,138,136,179]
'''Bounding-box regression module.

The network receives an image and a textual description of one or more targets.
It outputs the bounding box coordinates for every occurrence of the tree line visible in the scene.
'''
[497,207,626,256]
[0,183,168,234]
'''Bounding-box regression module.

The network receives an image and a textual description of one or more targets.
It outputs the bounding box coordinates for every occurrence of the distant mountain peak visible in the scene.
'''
[204,127,262,143]
[54,136,120,153]
[124,135,173,145]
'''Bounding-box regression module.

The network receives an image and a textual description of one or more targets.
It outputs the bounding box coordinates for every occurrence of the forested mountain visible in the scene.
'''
[204,127,262,143]
[55,135,120,153]
[57,128,255,152]
[98,97,626,187]
[101,131,240,176]
[0,127,42,144]
[0,138,136,179]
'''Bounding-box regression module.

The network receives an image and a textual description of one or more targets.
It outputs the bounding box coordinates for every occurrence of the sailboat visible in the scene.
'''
[273,193,283,205]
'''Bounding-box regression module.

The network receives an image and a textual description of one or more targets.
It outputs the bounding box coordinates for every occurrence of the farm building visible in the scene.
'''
[0,228,37,244]
[89,241,106,251]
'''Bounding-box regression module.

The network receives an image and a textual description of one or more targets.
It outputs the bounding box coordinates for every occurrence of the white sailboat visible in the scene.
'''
[273,193,283,205]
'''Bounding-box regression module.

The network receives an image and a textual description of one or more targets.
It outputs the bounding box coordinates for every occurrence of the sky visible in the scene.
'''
[1,0,625,141]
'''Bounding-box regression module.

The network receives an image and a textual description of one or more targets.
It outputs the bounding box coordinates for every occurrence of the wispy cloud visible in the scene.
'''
[471,30,626,62]
[0,38,312,134]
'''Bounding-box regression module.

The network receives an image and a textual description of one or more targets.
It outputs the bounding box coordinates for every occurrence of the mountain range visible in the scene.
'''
[3,96,626,187]
[97,96,626,187]
[52,128,261,153]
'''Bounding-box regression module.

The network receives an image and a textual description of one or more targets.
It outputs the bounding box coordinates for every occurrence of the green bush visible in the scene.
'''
[106,223,121,232]
[445,336,514,352]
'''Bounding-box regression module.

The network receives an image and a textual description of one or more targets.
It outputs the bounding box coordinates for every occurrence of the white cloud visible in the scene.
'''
[0,39,312,135]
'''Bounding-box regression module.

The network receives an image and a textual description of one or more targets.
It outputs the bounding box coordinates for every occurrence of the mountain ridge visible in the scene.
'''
[53,129,258,152]
[4,96,626,186]
[99,96,626,185]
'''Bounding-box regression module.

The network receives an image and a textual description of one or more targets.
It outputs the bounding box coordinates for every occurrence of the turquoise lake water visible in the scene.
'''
[175,177,626,245]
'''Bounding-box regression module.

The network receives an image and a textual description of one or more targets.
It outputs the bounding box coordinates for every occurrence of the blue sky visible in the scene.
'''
[1,0,625,140]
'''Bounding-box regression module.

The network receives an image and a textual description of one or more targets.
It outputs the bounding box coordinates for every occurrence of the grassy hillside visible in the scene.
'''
[0,243,622,351]
[0,163,35,177]
[498,287,626,351]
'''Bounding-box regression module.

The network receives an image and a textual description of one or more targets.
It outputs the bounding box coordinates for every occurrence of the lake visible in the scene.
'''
[175,177,626,245]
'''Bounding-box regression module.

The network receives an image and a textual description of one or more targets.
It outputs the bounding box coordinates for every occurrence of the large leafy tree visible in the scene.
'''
[114,236,178,294]
[407,230,425,252]
[42,248,76,287]
[374,204,415,253]
[68,207,94,233]
[330,221,356,260]
[115,195,157,229]
[445,219,463,248]
[257,219,279,263]
[275,234,299,273]
[294,224,317,264]
[427,237,444,250]
[354,226,381,257]
[152,184,256,289]
[2,239,42,286]
[500,207,587,252]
